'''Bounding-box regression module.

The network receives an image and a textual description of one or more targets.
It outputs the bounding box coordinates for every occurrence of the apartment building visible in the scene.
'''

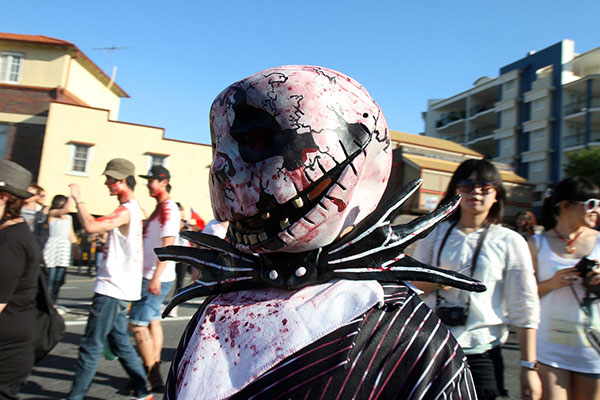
[423,39,600,207]
[0,33,213,220]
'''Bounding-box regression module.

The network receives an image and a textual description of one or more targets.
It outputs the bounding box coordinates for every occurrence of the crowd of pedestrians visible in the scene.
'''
[1,154,600,399]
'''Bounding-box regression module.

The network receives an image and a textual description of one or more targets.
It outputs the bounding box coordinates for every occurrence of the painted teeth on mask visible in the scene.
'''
[227,152,357,249]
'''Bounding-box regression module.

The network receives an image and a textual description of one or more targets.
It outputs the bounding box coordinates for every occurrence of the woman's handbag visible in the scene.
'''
[33,272,66,363]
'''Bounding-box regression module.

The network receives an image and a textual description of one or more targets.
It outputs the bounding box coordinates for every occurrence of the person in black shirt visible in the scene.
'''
[0,160,40,400]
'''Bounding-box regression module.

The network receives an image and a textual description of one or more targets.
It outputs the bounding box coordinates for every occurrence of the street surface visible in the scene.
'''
[21,266,523,399]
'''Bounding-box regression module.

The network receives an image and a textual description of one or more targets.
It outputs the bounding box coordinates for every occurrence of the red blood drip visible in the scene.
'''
[330,197,347,212]
[301,147,318,163]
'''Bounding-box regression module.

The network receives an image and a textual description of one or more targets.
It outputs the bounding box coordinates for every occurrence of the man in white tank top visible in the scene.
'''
[66,158,152,400]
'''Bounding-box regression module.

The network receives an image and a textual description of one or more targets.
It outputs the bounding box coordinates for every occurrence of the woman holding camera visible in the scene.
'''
[530,176,600,399]
[413,159,541,400]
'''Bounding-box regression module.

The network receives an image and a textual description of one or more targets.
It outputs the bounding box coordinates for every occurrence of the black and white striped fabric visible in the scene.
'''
[165,284,476,400]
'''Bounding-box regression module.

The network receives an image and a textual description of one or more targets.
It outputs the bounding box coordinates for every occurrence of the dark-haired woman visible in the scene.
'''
[413,159,541,400]
[43,195,76,304]
[529,176,600,399]
[0,160,40,399]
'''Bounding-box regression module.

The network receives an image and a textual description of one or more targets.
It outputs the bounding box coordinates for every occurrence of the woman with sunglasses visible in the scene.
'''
[530,176,600,399]
[413,159,541,400]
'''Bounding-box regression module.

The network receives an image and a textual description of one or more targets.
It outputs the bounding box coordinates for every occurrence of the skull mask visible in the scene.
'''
[210,65,391,253]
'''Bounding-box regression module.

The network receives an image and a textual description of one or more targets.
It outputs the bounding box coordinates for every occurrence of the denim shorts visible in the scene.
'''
[129,278,173,326]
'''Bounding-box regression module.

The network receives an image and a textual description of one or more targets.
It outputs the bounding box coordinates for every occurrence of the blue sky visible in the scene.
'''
[5,1,600,145]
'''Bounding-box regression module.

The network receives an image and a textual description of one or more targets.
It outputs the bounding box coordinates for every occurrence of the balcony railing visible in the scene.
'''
[590,130,600,142]
[468,102,495,117]
[436,111,466,128]
[565,100,586,116]
[564,133,585,147]
[565,97,600,115]
[468,126,496,141]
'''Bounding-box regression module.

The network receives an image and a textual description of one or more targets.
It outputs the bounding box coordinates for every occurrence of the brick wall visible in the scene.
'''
[0,86,53,116]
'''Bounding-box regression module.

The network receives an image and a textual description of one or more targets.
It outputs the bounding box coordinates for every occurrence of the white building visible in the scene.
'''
[423,39,600,207]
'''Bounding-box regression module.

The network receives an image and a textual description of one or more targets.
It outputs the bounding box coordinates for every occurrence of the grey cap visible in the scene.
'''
[102,158,135,180]
[0,160,33,199]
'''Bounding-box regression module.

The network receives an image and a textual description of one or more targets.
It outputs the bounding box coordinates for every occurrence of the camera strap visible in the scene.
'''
[570,285,600,355]
[436,222,490,309]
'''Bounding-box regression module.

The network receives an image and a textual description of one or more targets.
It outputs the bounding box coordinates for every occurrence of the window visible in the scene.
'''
[0,53,23,83]
[531,160,545,174]
[533,98,545,111]
[532,129,545,142]
[150,154,166,167]
[504,80,515,92]
[0,124,8,159]
[145,153,168,171]
[69,143,92,174]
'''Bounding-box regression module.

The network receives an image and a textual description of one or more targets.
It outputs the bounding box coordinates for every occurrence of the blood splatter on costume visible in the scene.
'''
[158,66,485,399]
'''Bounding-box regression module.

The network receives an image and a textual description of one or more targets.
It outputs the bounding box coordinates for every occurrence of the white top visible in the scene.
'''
[95,199,144,301]
[535,233,600,373]
[202,219,228,239]
[142,198,180,282]
[414,221,540,354]
[43,215,72,268]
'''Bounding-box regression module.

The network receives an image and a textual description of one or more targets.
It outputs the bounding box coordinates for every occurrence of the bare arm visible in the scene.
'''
[70,183,130,234]
[0,303,6,314]
[147,236,176,295]
[528,236,578,297]
[516,327,542,400]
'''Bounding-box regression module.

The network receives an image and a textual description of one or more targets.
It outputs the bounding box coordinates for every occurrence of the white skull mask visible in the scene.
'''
[209,65,391,253]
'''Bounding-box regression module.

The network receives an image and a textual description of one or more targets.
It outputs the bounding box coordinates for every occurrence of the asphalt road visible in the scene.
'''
[20,266,523,399]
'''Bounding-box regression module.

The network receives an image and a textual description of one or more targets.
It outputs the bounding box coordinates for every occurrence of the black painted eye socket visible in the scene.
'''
[247,127,275,152]
[230,103,286,164]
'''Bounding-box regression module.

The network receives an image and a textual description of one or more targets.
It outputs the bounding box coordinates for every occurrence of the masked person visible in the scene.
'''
[157,66,486,399]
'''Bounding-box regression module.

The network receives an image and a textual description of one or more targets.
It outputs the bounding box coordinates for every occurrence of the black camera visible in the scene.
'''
[575,257,600,297]
[436,306,469,326]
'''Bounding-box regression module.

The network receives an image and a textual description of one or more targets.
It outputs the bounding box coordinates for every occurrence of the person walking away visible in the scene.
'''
[412,159,542,400]
[66,158,152,400]
[529,176,600,399]
[43,195,76,305]
[0,160,41,399]
[129,166,180,391]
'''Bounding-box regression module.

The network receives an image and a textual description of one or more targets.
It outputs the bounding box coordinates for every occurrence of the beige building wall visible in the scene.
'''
[0,42,67,88]
[66,60,121,119]
[38,102,214,222]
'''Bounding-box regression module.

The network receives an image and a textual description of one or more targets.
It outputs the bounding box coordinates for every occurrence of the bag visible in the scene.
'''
[33,273,66,363]
[437,306,469,326]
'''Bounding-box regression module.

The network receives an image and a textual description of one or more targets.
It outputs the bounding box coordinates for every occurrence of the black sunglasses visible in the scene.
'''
[456,179,496,194]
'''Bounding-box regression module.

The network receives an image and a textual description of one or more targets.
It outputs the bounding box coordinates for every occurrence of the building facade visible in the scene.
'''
[424,39,600,207]
[386,131,532,221]
[0,33,214,221]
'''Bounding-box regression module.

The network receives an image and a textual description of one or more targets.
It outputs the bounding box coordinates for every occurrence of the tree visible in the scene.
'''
[564,147,600,187]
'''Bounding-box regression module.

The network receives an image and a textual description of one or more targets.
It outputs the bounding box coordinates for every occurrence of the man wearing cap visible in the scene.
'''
[67,158,153,400]
[129,165,180,390]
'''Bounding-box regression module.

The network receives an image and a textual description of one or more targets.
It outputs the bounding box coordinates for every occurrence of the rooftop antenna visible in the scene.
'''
[93,46,133,89]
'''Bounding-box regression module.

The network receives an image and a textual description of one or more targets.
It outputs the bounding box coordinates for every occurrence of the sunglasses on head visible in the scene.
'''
[575,198,600,212]
[456,179,496,194]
